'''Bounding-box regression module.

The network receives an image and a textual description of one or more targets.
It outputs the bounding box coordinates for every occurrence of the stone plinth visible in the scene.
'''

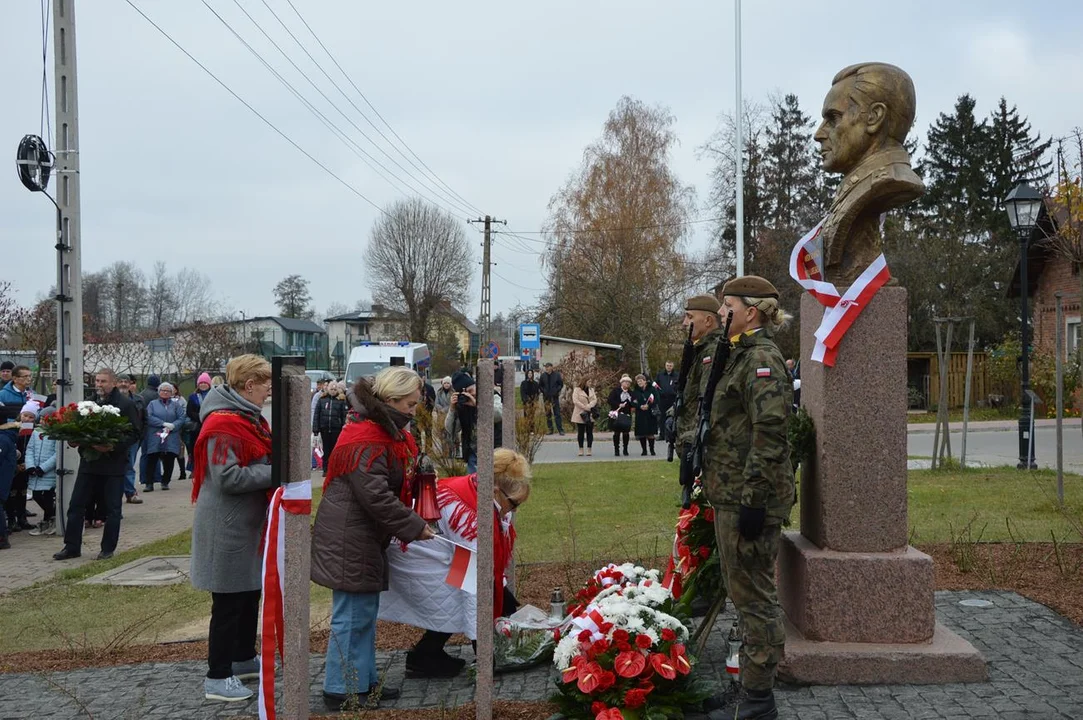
[779,287,985,684]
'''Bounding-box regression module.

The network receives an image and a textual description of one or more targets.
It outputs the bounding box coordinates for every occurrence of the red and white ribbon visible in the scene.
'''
[789,219,891,366]
[258,479,312,720]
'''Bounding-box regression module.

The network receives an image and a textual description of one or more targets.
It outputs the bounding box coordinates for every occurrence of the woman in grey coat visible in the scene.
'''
[190,355,275,703]
[143,382,186,490]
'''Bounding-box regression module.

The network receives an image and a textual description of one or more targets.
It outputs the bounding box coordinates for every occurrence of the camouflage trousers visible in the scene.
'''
[713,510,785,691]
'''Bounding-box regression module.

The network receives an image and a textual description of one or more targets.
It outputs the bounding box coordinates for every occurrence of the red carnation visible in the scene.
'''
[635,634,653,649]
[596,709,624,720]
[596,669,616,691]
[650,652,677,680]
[698,545,711,559]
[661,628,677,642]
[591,638,610,657]
[616,640,631,652]
[591,701,607,716]
[703,506,716,523]
[612,628,630,643]
[614,649,647,678]
[578,629,593,642]
[624,687,649,709]
[553,627,561,642]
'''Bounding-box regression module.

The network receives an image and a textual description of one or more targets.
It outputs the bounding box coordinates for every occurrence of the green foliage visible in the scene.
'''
[787,406,815,476]
[987,333,1081,413]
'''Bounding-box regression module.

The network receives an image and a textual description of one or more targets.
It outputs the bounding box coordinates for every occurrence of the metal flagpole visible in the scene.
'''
[734,0,745,277]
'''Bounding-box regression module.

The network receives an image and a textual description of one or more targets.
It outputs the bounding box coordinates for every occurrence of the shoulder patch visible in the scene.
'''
[756,367,771,378]
[702,356,712,364]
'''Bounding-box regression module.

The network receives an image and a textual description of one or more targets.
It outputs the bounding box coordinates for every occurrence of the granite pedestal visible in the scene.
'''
[778,287,985,685]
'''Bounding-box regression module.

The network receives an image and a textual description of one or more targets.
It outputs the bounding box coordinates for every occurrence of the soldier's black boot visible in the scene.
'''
[709,687,777,720]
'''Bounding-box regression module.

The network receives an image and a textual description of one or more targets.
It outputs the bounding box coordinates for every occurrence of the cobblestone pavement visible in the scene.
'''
[2,591,1081,719]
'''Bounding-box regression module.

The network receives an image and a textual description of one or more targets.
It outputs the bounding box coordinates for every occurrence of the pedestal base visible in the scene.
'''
[779,532,934,643]
[779,618,988,685]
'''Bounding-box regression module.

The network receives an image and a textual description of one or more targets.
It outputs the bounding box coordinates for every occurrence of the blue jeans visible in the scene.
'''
[0,434,16,537]
[124,443,139,497]
[324,590,380,695]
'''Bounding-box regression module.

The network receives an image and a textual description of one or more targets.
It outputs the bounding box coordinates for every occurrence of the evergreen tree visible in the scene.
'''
[987,97,1053,232]
[918,94,991,233]
[763,94,821,229]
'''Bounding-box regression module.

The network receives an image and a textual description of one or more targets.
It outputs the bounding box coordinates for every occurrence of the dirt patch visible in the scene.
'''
[2,549,1079,677]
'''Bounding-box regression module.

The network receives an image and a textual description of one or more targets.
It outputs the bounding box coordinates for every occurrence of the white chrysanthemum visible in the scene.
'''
[101,405,121,416]
[78,407,90,416]
[76,401,95,411]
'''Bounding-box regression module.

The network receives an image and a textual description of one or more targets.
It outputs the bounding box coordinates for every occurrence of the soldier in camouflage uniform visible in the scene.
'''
[702,276,793,720]
[675,294,725,453]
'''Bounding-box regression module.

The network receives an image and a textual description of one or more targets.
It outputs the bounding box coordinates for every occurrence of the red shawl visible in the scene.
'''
[437,474,517,618]
[191,410,273,503]
[323,419,418,505]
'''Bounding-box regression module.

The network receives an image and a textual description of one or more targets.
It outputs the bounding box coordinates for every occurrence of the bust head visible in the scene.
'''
[814,63,916,174]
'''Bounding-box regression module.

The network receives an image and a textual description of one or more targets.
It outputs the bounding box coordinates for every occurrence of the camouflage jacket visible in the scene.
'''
[700,328,794,521]
[675,326,725,446]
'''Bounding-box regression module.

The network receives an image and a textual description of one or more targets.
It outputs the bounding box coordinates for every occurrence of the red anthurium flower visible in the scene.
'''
[577,661,603,694]
[624,687,649,709]
[661,628,677,642]
[637,679,655,693]
[591,701,607,716]
[650,652,677,680]
[635,634,653,649]
[614,649,647,678]
[670,643,692,675]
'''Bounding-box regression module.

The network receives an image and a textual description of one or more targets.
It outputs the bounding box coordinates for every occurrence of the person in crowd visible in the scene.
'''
[144,382,186,491]
[313,380,349,477]
[0,365,32,549]
[787,358,801,410]
[632,373,659,457]
[539,362,565,435]
[53,367,142,562]
[654,361,679,422]
[139,375,163,491]
[118,374,144,504]
[0,361,13,386]
[311,367,433,710]
[6,401,40,533]
[186,373,213,475]
[701,276,794,720]
[519,369,540,415]
[381,448,531,677]
[211,375,225,387]
[190,354,275,703]
[435,376,453,415]
[607,374,634,457]
[446,371,478,473]
[174,389,189,480]
[434,376,455,455]
[26,405,59,536]
[311,377,329,469]
[571,378,598,457]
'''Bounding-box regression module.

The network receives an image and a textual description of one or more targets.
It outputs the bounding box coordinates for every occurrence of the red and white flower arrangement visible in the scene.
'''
[553,579,707,719]
[661,487,722,608]
[567,563,661,617]
[40,401,130,461]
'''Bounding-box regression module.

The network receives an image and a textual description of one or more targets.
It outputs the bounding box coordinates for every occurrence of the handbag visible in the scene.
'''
[611,413,632,432]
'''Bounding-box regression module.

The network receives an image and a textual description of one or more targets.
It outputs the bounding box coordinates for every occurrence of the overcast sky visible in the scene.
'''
[3,0,1082,325]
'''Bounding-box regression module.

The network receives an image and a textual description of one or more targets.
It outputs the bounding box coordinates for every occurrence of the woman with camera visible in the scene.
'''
[571,378,598,457]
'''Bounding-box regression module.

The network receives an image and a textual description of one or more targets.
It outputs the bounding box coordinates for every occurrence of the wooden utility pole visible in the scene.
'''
[53,0,86,530]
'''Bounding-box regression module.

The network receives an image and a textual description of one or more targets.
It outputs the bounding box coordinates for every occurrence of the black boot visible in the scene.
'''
[406,631,465,678]
[649,439,656,456]
[709,687,777,720]
[614,437,620,457]
[640,438,648,456]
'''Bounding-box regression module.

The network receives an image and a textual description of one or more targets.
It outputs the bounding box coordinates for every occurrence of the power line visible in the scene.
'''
[123,0,385,214]
[282,0,486,218]
[203,0,468,218]
[504,215,726,235]
[230,0,478,218]
[493,269,545,293]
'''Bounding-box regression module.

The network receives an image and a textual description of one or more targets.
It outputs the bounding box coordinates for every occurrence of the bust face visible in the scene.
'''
[815,77,879,175]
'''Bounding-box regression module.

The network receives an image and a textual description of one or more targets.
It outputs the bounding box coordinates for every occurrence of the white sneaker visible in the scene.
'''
[204,676,254,702]
[29,520,55,536]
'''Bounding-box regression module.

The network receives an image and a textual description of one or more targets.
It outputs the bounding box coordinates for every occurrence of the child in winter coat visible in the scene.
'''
[26,406,59,536]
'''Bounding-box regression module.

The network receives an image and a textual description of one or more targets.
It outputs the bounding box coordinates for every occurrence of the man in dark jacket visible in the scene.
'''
[539,363,565,435]
[654,360,679,421]
[117,374,144,504]
[54,367,143,561]
[138,375,161,491]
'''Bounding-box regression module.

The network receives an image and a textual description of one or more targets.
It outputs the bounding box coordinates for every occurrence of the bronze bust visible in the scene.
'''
[814,63,925,286]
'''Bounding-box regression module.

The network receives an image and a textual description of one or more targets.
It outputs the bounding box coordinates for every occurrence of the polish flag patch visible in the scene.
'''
[756,367,772,378]
[702,356,712,365]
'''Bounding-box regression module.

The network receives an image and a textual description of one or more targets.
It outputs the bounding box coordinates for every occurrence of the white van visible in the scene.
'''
[344,342,431,385]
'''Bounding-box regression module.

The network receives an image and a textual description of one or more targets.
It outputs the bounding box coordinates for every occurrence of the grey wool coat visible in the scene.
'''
[189,385,274,594]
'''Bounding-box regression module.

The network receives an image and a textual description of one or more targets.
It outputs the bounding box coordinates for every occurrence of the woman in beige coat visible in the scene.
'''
[570,379,598,456]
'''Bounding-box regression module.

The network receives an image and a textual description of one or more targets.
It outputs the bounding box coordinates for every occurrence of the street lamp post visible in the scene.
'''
[1004,183,1044,470]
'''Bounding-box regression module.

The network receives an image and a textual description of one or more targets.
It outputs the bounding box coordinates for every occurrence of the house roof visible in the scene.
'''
[324,306,408,323]
[540,334,623,350]
[249,316,327,334]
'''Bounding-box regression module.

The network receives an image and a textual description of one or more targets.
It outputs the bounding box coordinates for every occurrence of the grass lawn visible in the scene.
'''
[1,461,1080,655]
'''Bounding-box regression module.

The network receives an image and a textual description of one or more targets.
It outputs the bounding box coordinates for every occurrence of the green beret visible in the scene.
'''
[685,293,721,313]
[721,275,779,300]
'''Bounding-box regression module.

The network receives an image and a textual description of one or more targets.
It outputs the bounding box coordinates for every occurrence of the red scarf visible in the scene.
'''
[191,410,273,503]
[437,474,516,618]
[323,419,418,506]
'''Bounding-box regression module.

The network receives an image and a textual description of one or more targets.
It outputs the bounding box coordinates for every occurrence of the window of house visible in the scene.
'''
[383,323,391,334]
[1068,318,1081,356]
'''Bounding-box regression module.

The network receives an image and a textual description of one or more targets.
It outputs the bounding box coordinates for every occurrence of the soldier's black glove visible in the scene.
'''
[738,505,766,541]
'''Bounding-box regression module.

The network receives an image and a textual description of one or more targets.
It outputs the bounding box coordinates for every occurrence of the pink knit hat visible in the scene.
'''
[197,372,213,387]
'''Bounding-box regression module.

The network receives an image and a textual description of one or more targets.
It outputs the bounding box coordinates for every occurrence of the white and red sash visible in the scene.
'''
[258,480,312,720]
[788,219,891,366]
